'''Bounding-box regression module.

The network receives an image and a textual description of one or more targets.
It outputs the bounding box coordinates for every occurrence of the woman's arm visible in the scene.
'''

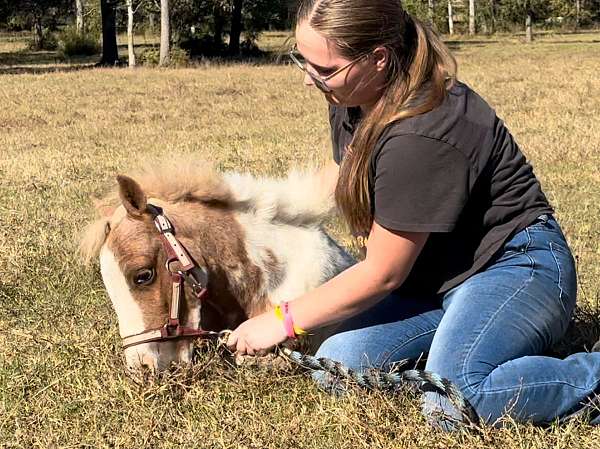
[226,219,429,354]
[289,221,429,330]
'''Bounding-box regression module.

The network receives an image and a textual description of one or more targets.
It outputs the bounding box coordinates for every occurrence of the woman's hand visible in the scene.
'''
[226,310,288,355]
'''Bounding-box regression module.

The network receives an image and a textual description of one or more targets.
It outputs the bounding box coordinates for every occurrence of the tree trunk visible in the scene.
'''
[447,0,454,35]
[160,0,170,66]
[489,0,496,34]
[526,13,533,43]
[229,0,243,56]
[428,0,435,26]
[148,12,156,36]
[469,0,475,35]
[100,0,119,65]
[575,0,581,29]
[127,0,135,67]
[75,0,84,34]
[34,16,44,49]
[214,5,225,47]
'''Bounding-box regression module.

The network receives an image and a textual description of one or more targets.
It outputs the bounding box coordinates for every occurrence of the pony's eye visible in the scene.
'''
[133,268,155,286]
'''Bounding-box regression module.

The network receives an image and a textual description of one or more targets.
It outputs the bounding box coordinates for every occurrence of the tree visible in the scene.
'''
[213,2,225,46]
[160,0,169,66]
[447,0,454,35]
[526,9,532,42]
[99,0,119,64]
[428,0,435,25]
[489,0,497,34]
[75,0,84,34]
[229,0,243,55]
[126,0,135,66]
[168,0,291,57]
[496,0,550,28]
[469,0,476,34]
[6,0,70,49]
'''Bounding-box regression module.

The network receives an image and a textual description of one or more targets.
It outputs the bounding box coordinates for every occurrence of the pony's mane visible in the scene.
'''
[105,158,233,209]
[79,157,335,265]
[79,158,231,265]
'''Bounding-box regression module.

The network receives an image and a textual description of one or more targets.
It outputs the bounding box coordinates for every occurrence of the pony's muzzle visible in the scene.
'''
[124,340,194,375]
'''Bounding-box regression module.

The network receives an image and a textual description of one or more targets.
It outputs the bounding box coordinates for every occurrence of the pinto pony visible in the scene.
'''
[80,160,355,373]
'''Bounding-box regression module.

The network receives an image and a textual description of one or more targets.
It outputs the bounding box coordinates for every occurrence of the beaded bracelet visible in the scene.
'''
[274,301,306,338]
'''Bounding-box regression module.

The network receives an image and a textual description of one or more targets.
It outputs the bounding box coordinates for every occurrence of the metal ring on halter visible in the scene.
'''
[165,257,179,273]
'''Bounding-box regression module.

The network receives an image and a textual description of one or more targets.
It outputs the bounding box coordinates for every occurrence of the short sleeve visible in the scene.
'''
[372,134,471,233]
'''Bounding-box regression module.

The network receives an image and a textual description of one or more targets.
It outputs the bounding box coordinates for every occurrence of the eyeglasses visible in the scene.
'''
[288,44,369,93]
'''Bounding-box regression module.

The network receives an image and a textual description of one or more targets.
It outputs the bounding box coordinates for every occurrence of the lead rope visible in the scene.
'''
[214,330,479,426]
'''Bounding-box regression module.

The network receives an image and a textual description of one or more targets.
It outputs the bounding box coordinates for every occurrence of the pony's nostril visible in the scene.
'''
[140,361,152,372]
[140,354,158,373]
[126,350,159,375]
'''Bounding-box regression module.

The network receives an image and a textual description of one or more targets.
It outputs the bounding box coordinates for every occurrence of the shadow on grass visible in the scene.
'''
[534,39,600,45]
[445,39,600,51]
[1,33,598,75]
[445,40,500,50]
[0,63,98,75]
[0,48,98,75]
[0,45,289,75]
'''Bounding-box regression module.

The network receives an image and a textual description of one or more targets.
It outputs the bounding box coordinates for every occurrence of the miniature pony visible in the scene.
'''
[80,159,355,372]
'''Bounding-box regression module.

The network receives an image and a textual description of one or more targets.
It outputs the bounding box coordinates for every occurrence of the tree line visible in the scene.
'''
[0,0,598,65]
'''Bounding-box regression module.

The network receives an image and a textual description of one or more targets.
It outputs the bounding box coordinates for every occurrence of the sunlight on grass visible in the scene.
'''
[0,31,599,448]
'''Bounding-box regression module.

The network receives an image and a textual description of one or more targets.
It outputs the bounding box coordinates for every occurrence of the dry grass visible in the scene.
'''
[1,31,599,448]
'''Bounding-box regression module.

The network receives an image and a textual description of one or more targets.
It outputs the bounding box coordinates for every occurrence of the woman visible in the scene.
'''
[227,0,600,427]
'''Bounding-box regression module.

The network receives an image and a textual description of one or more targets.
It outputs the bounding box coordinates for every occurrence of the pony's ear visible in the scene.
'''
[116,175,148,218]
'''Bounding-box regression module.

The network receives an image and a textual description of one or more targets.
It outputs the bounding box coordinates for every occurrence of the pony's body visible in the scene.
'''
[81,161,355,372]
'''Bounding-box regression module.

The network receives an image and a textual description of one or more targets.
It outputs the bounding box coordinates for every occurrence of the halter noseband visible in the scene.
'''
[121,204,220,349]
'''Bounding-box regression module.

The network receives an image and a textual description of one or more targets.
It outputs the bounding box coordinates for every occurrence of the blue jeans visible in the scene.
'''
[314,216,600,426]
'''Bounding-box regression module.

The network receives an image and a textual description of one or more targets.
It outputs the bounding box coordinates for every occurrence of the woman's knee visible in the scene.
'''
[314,330,371,371]
[311,332,370,395]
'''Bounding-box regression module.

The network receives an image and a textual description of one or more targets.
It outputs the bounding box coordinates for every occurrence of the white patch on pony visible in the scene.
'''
[99,245,161,371]
[100,245,145,338]
[236,213,353,305]
[223,170,334,225]
[225,169,356,307]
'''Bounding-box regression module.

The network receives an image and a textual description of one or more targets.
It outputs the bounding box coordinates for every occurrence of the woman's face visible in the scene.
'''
[294,21,387,108]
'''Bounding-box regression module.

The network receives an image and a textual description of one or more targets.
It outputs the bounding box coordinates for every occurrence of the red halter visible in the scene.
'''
[121,204,221,349]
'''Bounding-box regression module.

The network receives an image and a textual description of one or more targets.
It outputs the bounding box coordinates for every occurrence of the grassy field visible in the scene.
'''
[1,31,600,448]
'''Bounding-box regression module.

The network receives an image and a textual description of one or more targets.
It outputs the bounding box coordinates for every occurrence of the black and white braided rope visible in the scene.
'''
[280,347,479,426]
[214,330,478,425]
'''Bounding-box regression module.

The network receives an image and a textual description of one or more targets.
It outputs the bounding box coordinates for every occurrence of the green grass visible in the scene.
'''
[0,31,600,448]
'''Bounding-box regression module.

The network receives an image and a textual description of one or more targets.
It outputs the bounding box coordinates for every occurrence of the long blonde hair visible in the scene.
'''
[297,0,457,234]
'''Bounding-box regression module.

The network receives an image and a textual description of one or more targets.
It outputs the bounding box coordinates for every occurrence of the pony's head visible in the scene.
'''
[80,159,346,375]
[80,163,259,374]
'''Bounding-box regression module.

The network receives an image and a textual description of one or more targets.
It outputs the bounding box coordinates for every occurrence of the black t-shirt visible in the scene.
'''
[330,81,553,297]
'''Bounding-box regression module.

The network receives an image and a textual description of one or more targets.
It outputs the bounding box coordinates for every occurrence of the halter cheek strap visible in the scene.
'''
[151,205,209,299]
[121,204,219,349]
